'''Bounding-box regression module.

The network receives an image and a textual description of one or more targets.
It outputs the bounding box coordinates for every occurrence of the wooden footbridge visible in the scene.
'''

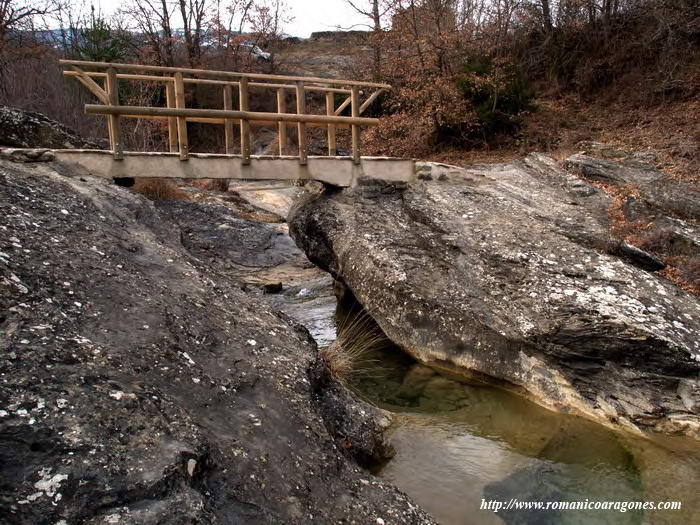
[54,60,415,187]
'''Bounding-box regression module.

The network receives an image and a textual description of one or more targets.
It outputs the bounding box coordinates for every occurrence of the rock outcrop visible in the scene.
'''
[0,158,433,524]
[289,154,700,437]
[565,152,700,221]
[0,106,100,150]
[565,151,700,267]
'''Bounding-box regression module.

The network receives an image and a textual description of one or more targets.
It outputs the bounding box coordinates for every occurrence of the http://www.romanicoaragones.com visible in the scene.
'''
[481,499,682,514]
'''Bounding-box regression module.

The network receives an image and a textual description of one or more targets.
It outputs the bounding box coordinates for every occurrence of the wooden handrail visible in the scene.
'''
[63,70,352,94]
[64,60,390,164]
[59,59,391,89]
[276,88,287,155]
[326,92,336,155]
[223,85,235,154]
[296,81,307,165]
[85,105,380,126]
[239,77,251,165]
[107,114,358,129]
[351,86,360,164]
[105,68,123,160]
[69,66,110,105]
[173,72,188,160]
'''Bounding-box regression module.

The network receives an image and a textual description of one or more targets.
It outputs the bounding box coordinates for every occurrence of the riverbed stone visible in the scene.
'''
[396,364,437,399]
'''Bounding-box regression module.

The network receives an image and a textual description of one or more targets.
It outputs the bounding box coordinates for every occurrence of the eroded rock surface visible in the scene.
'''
[565,152,700,221]
[0,159,433,524]
[289,154,700,437]
[158,190,339,348]
[0,106,100,150]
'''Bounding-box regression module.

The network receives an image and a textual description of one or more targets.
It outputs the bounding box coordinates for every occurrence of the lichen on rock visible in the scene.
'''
[0,106,101,150]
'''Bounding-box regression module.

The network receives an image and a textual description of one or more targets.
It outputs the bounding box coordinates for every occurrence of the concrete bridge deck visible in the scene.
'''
[52,150,416,187]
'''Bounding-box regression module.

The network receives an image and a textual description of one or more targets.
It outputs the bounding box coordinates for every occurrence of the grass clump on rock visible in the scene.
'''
[320,311,387,386]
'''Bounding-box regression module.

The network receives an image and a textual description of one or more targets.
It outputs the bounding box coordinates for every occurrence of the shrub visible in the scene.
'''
[132,178,190,201]
[635,229,679,256]
[678,258,700,289]
[457,55,535,141]
[365,51,534,156]
[192,178,230,192]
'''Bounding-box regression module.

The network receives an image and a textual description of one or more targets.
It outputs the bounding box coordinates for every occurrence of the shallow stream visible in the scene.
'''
[236,185,700,525]
[350,345,700,525]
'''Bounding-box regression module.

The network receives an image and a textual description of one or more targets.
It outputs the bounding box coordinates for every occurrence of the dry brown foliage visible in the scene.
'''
[523,97,700,184]
[132,178,190,201]
[634,229,692,258]
[678,259,700,289]
[660,260,700,296]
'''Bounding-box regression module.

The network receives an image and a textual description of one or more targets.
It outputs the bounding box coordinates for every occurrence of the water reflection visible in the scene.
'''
[351,347,697,525]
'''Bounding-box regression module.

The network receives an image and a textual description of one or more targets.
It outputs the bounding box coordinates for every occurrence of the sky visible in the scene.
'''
[280,0,372,36]
[94,0,371,38]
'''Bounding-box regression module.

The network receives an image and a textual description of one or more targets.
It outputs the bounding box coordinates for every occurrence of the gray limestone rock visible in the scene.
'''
[290,154,700,437]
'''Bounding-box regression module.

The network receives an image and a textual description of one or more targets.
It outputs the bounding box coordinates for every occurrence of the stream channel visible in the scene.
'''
[231,183,700,525]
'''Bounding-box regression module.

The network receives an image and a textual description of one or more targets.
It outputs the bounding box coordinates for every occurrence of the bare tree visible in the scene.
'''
[209,0,254,68]
[120,0,176,66]
[345,0,388,80]
[0,0,54,97]
[178,0,207,67]
[0,0,52,48]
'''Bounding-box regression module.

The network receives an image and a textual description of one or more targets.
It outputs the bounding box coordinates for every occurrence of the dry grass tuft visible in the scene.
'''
[133,178,190,201]
[319,311,387,385]
[632,228,699,258]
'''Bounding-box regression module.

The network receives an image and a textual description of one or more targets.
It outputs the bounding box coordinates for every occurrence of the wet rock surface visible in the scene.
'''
[0,159,433,524]
[289,154,700,437]
[160,184,339,348]
[0,107,101,150]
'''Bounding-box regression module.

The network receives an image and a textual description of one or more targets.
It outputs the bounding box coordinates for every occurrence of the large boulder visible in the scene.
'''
[289,154,700,437]
[0,158,433,524]
[0,106,100,150]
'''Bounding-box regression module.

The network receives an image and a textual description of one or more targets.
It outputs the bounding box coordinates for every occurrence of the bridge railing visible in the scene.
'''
[59,59,391,165]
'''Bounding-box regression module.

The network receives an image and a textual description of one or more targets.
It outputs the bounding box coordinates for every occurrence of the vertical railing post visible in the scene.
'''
[105,78,113,151]
[105,67,123,160]
[351,86,361,165]
[223,84,235,154]
[165,81,178,153]
[173,72,189,160]
[325,91,336,156]
[296,81,307,165]
[239,76,251,165]
[276,88,287,156]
